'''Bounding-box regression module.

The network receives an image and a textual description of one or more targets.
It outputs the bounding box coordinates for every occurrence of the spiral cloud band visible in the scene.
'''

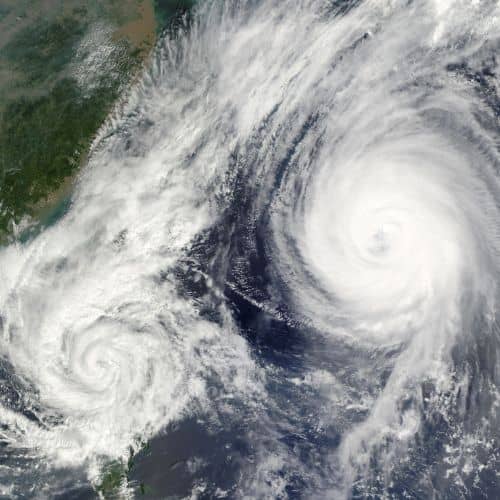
[0,0,499,497]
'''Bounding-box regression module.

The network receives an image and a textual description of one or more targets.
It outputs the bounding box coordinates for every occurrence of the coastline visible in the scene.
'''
[0,0,174,244]
[16,2,161,244]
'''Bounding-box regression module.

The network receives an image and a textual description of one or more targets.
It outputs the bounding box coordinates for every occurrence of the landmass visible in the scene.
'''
[0,0,194,242]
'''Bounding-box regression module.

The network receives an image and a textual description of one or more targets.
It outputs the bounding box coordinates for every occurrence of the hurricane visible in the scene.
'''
[0,0,499,498]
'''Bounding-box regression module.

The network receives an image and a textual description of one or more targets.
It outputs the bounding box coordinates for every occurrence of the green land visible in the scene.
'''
[0,0,194,242]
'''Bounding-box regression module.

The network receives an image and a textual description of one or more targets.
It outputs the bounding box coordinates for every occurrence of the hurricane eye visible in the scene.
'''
[370,226,392,254]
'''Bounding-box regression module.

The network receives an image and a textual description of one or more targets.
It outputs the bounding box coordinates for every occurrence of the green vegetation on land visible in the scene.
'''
[0,68,141,236]
[0,0,194,241]
[97,443,153,498]
[3,16,85,88]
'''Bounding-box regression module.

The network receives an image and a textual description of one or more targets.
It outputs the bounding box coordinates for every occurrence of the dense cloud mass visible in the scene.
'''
[0,0,499,497]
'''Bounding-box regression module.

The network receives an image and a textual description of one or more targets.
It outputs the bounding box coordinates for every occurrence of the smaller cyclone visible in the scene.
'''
[0,282,204,466]
[44,317,170,415]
